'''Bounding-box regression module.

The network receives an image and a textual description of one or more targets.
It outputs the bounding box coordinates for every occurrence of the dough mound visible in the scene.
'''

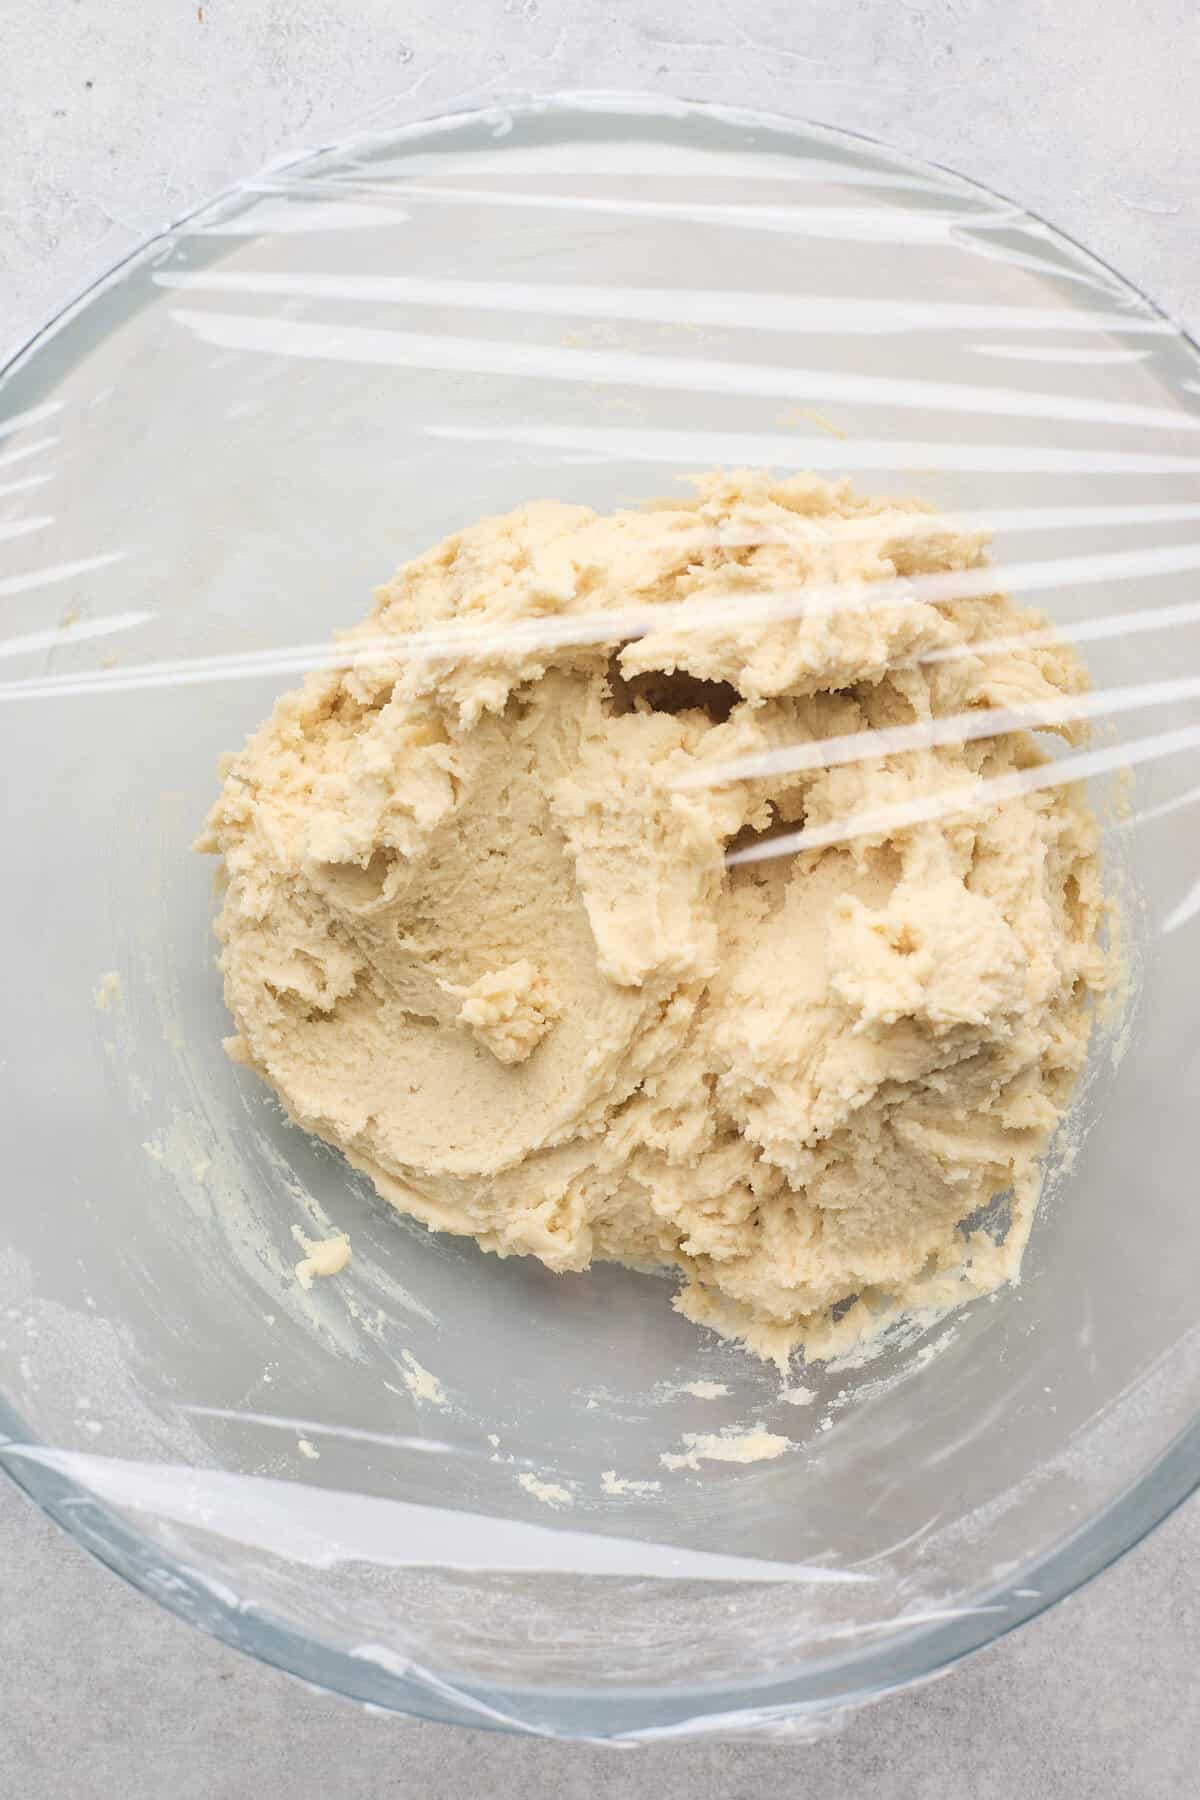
[199,472,1109,1363]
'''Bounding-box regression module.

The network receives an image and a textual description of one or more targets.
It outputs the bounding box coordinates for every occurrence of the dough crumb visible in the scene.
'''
[297,1437,320,1460]
[291,1226,351,1290]
[601,1469,663,1496]
[518,1472,573,1508]
[660,1425,792,1472]
[776,405,848,439]
[401,1349,448,1408]
[452,960,558,1065]
[487,1433,500,1448]
[93,970,123,1012]
[675,1379,729,1400]
[780,1384,816,1407]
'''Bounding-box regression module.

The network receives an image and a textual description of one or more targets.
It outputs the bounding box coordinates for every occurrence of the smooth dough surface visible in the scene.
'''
[199,472,1109,1363]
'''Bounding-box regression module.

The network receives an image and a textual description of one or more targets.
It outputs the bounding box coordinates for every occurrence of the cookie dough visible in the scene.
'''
[660,1427,793,1471]
[198,472,1109,1364]
[291,1227,350,1290]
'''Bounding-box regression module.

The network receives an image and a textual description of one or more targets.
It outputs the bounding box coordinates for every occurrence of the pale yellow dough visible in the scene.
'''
[660,1427,792,1472]
[198,472,1109,1364]
[291,1227,350,1291]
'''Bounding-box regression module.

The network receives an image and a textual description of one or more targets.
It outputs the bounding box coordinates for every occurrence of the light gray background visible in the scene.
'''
[2,2,1196,1793]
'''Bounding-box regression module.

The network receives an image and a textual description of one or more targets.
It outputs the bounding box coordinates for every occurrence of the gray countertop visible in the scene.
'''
[2,3,1196,1793]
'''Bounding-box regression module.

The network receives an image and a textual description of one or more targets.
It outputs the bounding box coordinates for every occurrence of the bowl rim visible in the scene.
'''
[1,1402,1195,1738]
[2,87,1197,1740]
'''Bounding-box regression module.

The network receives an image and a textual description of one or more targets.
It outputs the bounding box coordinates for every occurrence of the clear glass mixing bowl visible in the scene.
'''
[0,96,1196,1742]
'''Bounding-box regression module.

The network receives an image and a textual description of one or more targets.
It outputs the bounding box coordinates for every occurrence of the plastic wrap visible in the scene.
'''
[0,96,1196,1741]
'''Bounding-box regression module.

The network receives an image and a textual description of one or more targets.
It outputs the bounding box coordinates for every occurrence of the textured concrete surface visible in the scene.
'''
[4,0,1199,356]
[2,2,1197,1793]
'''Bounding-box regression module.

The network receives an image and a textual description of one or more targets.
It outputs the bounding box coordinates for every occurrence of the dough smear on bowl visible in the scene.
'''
[197,472,1111,1364]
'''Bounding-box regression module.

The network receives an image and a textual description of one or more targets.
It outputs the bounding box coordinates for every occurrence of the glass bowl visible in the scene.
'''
[0,95,1196,1742]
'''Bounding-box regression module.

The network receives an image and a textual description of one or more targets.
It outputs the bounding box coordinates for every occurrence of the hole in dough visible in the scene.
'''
[313,848,399,910]
[605,650,740,724]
